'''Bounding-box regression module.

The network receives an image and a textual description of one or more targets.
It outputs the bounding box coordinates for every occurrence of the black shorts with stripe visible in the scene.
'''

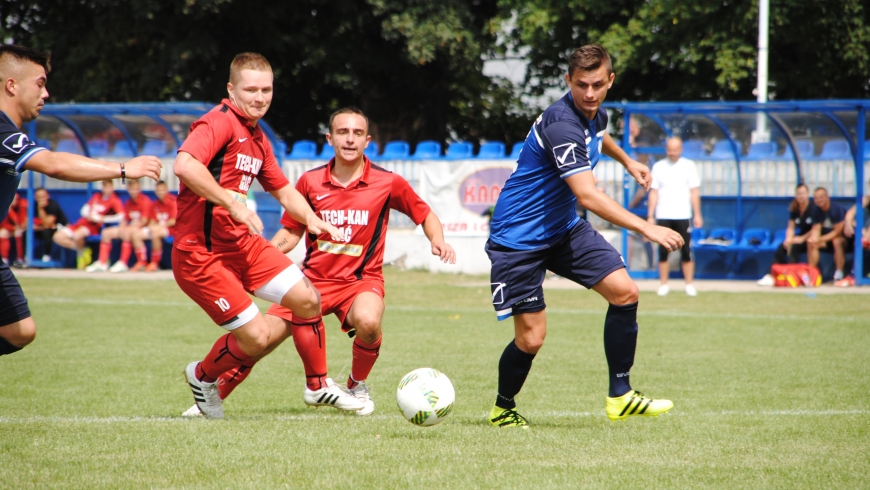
[0,260,30,326]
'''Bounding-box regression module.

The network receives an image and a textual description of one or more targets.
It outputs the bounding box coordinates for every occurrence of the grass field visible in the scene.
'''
[1,269,869,489]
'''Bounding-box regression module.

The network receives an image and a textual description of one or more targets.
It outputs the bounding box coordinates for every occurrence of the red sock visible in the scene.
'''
[291,314,328,391]
[14,235,23,261]
[196,333,251,383]
[150,248,162,264]
[136,246,148,263]
[0,238,9,261]
[349,336,381,388]
[119,242,132,263]
[217,363,256,399]
[98,242,111,263]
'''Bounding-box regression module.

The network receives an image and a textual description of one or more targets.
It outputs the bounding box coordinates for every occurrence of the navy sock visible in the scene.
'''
[0,336,22,356]
[604,302,638,398]
[495,340,536,409]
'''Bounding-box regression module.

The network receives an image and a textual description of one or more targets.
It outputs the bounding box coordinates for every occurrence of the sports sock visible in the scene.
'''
[119,242,132,263]
[603,302,639,398]
[216,363,255,399]
[494,340,535,410]
[150,249,161,264]
[0,237,9,261]
[0,336,22,356]
[349,335,381,388]
[290,314,328,391]
[135,246,148,263]
[196,333,251,383]
[98,242,111,264]
[14,235,23,261]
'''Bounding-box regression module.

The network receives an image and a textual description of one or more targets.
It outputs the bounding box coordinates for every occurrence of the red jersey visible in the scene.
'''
[176,99,289,252]
[0,195,26,230]
[281,157,430,283]
[124,194,152,227]
[83,192,124,224]
[151,194,178,234]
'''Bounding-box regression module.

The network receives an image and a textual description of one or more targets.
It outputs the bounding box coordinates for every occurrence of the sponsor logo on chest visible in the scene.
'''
[319,209,369,227]
[235,153,263,175]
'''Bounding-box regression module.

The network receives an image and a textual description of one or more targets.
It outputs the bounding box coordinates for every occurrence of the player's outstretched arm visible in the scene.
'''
[565,171,683,252]
[23,152,162,183]
[174,151,263,234]
[271,227,303,254]
[601,133,651,190]
[269,184,344,242]
[421,212,456,264]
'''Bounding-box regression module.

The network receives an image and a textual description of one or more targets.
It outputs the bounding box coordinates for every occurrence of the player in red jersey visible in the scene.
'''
[139,180,176,272]
[85,179,152,272]
[183,107,455,418]
[176,53,362,419]
[53,179,124,269]
[0,193,27,267]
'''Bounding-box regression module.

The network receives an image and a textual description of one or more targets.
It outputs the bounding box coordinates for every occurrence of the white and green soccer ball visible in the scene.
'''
[396,368,455,427]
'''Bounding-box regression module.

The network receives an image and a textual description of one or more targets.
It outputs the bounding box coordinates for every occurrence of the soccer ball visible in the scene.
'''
[396,368,455,427]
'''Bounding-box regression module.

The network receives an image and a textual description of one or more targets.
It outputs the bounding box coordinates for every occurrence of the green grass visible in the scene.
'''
[1,270,868,489]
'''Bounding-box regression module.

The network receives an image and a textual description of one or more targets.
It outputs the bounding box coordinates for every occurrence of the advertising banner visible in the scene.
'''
[418,160,516,236]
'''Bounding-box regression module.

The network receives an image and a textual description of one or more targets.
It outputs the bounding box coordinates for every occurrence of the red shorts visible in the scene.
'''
[0,216,15,232]
[173,234,293,325]
[267,276,384,331]
[68,218,102,236]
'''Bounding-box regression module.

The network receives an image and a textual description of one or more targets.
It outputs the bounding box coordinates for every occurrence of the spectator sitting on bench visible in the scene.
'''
[841,184,870,281]
[53,179,124,269]
[86,179,152,272]
[773,183,815,265]
[137,180,176,272]
[0,193,26,267]
[33,188,68,262]
[807,187,847,281]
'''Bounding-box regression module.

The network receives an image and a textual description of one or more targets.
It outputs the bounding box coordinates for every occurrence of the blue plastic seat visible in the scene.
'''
[761,228,788,251]
[56,139,83,154]
[780,140,814,160]
[287,140,317,159]
[744,142,776,160]
[445,141,473,159]
[141,140,168,157]
[412,140,441,159]
[707,140,735,159]
[86,139,109,157]
[735,228,771,250]
[317,143,334,159]
[35,138,51,149]
[364,141,380,159]
[690,227,706,245]
[380,141,410,160]
[816,139,851,159]
[110,142,135,157]
[477,141,506,159]
[681,140,705,159]
[864,140,870,159]
[508,142,524,160]
[695,227,737,248]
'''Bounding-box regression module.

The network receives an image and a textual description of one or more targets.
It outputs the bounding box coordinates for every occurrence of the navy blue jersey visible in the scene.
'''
[0,111,46,221]
[810,202,846,235]
[489,92,607,250]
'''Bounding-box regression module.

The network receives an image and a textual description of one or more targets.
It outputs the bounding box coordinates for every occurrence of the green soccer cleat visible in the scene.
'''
[489,405,530,428]
[606,390,673,421]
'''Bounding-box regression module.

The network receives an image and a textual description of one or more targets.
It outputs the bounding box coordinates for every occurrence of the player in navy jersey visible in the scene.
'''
[0,45,161,358]
[486,44,683,427]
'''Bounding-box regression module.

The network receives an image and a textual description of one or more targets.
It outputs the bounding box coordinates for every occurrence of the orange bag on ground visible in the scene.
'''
[771,263,822,287]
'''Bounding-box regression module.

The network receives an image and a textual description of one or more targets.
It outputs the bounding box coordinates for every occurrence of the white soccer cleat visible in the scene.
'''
[183,361,223,419]
[685,284,698,297]
[303,378,365,411]
[85,261,108,273]
[109,260,129,273]
[657,284,670,296]
[181,404,203,417]
[756,274,775,287]
[348,380,375,416]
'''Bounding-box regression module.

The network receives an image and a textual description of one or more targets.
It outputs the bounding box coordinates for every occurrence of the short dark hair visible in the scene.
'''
[229,52,271,84]
[328,106,369,134]
[156,180,167,187]
[568,44,612,76]
[814,186,828,195]
[0,45,51,73]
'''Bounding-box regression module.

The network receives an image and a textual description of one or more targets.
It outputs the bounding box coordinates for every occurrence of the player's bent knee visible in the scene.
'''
[253,264,306,304]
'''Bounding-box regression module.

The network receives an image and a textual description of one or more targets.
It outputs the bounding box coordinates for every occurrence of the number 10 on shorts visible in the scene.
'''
[215,298,230,312]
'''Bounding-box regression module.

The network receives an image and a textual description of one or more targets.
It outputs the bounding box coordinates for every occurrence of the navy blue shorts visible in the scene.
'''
[0,260,30,326]
[485,220,625,321]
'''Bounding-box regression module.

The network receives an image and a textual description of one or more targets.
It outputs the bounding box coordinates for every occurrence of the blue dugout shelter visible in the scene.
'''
[603,100,869,286]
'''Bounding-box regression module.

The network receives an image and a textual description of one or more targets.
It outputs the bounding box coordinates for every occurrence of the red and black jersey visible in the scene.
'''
[151,194,178,234]
[281,157,430,283]
[175,99,289,252]
[124,194,152,227]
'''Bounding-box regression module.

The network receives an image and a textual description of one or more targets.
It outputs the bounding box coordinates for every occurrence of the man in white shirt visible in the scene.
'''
[647,137,703,296]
